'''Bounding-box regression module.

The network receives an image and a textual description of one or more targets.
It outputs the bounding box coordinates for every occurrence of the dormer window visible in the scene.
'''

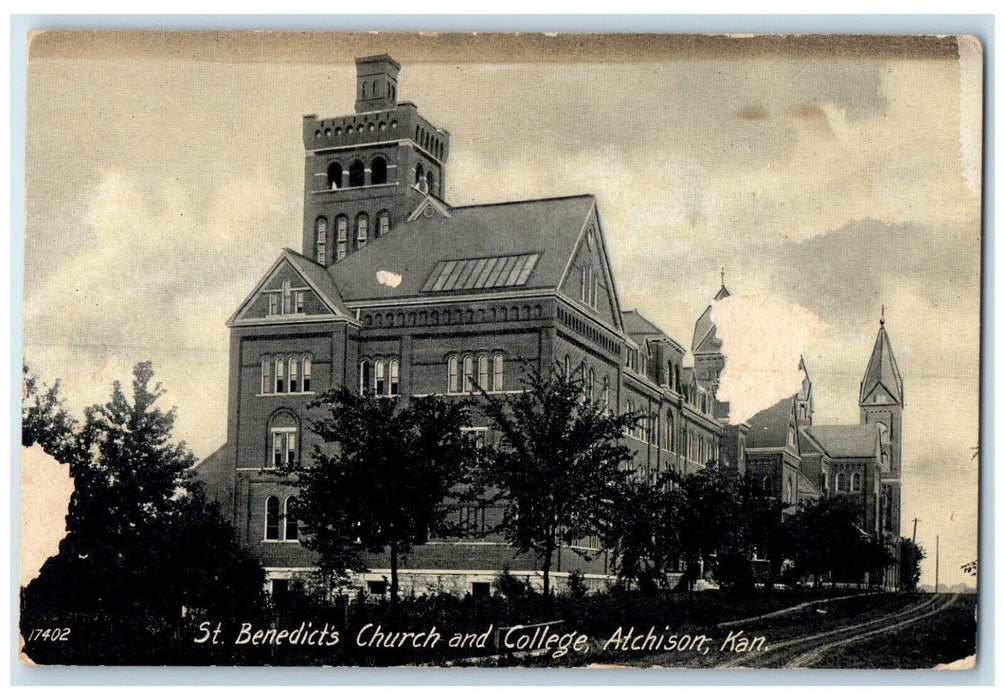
[377,211,391,238]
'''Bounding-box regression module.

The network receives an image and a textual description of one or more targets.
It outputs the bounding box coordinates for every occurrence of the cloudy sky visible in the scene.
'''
[23,33,982,586]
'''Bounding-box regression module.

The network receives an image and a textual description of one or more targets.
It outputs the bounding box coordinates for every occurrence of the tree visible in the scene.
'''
[293,387,477,611]
[21,362,266,663]
[670,461,745,590]
[605,476,674,591]
[478,365,638,598]
[22,364,78,463]
[900,538,926,592]
[785,495,878,589]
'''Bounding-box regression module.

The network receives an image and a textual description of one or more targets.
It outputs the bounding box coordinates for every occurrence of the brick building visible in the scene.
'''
[198,55,903,595]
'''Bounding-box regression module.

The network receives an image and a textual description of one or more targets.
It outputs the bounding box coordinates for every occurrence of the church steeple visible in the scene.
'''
[859,314,904,407]
[714,267,730,301]
[859,312,903,537]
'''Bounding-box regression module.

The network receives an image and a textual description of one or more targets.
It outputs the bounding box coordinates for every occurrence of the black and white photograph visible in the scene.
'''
[17,31,982,670]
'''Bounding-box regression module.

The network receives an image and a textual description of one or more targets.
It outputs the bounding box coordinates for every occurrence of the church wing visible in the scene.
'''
[227,249,354,326]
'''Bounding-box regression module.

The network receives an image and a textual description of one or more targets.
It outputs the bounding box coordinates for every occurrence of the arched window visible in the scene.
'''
[837,473,847,492]
[288,356,299,393]
[377,211,391,238]
[786,476,793,503]
[275,357,286,393]
[564,355,571,380]
[426,169,437,196]
[315,217,328,264]
[261,358,272,394]
[587,367,595,399]
[282,280,291,314]
[374,360,386,395]
[359,360,371,394]
[493,353,504,392]
[327,162,343,190]
[361,82,367,98]
[447,355,459,393]
[852,472,862,491]
[302,356,312,392]
[389,359,399,396]
[602,376,610,412]
[336,216,349,261]
[284,496,299,541]
[371,157,388,185]
[462,355,474,392]
[414,163,425,189]
[415,124,421,141]
[372,80,378,97]
[265,496,280,540]
[269,412,298,468]
[477,354,489,391]
[666,414,674,451]
[348,159,365,188]
[821,473,828,494]
[356,213,369,249]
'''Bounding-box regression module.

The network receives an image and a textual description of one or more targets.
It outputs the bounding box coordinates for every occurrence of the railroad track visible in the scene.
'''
[718,594,954,669]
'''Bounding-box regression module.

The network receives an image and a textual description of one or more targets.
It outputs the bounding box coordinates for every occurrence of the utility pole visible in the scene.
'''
[935,535,940,594]
[912,517,920,542]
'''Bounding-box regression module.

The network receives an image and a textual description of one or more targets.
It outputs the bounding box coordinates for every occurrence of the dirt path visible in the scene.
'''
[718,594,955,669]
[783,594,959,668]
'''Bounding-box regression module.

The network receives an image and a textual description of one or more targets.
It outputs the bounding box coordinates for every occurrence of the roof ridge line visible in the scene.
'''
[449,193,595,211]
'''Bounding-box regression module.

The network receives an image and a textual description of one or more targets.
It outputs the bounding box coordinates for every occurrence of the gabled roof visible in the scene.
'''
[804,424,881,461]
[622,309,668,341]
[329,194,597,303]
[859,321,904,406]
[714,284,730,301]
[284,248,354,316]
[227,248,354,325]
[746,396,797,449]
[692,304,716,353]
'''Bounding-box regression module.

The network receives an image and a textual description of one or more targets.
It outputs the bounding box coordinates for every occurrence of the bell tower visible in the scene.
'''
[859,308,904,536]
[301,55,450,267]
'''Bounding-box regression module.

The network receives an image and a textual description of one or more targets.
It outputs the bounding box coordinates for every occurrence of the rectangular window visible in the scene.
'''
[275,359,285,393]
[389,360,399,396]
[478,355,489,391]
[448,356,459,393]
[462,356,474,392]
[287,433,296,467]
[268,293,279,316]
[289,358,299,393]
[261,359,271,394]
[375,362,386,396]
[295,291,305,314]
[303,357,311,392]
[272,432,282,468]
[493,354,504,392]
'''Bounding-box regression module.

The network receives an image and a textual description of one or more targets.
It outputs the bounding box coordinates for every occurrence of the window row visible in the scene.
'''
[360,358,401,396]
[314,118,399,141]
[413,163,438,196]
[360,78,395,101]
[265,280,306,316]
[264,495,299,541]
[562,356,611,409]
[625,345,648,377]
[415,125,445,161]
[315,211,391,264]
[261,355,313,394]
[447,353,505,394]
[823,471,864,493]
[326,157,389,190]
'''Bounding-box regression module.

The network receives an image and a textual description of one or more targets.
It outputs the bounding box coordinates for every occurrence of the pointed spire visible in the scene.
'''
[881,304,885,326]
[859,317,904,406]
[714,267,731,301]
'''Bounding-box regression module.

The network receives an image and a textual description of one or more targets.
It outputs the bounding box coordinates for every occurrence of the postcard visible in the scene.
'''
[19,31,982,669]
